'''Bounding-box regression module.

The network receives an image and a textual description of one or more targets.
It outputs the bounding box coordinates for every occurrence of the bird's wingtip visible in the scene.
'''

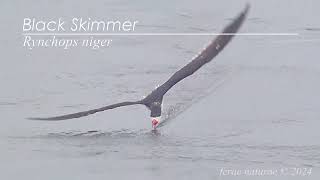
[245,2,251,9]
[27,117,59,121]
[243,3,251,16]
[27,117,45,121]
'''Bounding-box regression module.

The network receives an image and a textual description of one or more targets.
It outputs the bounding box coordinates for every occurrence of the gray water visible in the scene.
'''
[1,0,320,179]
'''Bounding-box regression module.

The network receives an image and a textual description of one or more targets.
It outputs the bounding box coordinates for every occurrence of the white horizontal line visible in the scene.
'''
[22,33,299,36]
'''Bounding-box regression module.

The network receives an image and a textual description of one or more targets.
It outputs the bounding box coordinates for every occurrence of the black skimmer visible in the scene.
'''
[28,4,250,129]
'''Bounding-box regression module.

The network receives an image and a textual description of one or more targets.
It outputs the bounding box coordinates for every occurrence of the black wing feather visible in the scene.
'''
[28,101,142,121]
[153,4,250,96]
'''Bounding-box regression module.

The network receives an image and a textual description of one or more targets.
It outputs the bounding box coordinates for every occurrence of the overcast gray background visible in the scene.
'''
[0,0,320,179]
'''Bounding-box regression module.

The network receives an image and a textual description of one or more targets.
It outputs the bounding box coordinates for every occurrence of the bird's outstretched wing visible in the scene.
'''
[152,4,250,96]
[28,101,142,121]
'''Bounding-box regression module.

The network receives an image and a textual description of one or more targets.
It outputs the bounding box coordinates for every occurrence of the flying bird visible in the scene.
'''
[28,4,250,129]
